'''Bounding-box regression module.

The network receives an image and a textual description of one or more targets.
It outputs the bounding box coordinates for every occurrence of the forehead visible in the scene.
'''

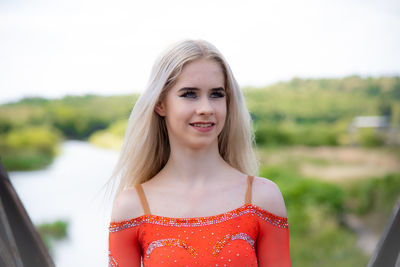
[173,58,225,89]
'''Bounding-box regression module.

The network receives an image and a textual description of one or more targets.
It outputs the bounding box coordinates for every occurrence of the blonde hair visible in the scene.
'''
[104,39,258,201]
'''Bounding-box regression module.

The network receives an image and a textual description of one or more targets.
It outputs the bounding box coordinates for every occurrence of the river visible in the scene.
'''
[9,140,118,267]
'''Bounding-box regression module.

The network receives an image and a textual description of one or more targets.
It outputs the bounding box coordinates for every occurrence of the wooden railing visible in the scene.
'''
[368,196,400,267]
[0,159,55,267]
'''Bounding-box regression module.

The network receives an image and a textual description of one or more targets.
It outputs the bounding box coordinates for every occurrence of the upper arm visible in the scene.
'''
[253,176,291,267]
[252,176,287,217]
[110,187,145,223]
[109,187,143,267]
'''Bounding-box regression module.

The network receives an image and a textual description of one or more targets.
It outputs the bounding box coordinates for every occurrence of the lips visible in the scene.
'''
[189,122,215,128]
[189,122,216,133]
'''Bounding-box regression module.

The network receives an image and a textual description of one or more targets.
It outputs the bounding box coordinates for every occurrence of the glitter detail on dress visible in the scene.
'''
[212,233,255,256]
[108,250,119,267]
[109,203,288,232]
[146,238,198,258]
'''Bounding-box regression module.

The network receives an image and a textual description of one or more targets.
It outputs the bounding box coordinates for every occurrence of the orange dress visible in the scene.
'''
[108,176,291,267]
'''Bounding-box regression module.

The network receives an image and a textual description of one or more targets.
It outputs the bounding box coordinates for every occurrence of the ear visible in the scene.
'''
[154,100,166,117]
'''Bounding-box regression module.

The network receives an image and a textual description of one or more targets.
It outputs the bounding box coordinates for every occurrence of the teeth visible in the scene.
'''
[192,123,213,128]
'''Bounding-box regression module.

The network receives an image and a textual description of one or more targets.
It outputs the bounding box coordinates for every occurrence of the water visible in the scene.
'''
[9,140,119,266]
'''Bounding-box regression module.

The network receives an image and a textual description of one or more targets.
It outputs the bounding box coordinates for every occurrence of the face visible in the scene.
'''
[155,58,227,150]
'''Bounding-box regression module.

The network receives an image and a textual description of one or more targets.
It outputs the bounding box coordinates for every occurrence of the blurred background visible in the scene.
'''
[1,0,400,266]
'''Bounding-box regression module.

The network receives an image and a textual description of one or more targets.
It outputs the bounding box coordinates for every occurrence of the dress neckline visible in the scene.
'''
[110,203,287,225]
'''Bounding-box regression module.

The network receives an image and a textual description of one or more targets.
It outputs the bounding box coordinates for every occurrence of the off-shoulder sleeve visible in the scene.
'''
[108,222,142,267]
[256,213,291,267]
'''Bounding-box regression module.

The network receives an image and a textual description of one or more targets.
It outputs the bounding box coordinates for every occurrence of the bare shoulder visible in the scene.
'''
[252,176,287,217]
[110,186,144,223]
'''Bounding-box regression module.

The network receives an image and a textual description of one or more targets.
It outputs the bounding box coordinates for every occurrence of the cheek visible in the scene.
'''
[220,101,227,117]
[165,107,189,128]
[217,103,227,124]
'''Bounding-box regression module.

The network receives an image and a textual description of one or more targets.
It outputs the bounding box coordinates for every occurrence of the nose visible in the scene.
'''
[196,96,214,116]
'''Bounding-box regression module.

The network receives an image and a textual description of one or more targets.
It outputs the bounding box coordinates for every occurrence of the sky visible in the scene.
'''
[1,0,400,104]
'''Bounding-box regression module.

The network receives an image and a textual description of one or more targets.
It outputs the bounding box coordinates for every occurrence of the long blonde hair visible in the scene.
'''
[105,39,258,201]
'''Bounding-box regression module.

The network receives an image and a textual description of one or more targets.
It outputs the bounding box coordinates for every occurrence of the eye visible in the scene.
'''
[210,91,225,98]
[180,90,197,98]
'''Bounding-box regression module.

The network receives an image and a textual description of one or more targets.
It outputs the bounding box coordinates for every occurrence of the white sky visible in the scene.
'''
[1,0,399,104]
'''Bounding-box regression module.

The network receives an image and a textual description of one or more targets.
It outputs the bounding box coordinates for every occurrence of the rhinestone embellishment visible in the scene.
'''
[108,250,119,267]
[146,238,198,258]
[109,203,288,232]
[213,232,255,256]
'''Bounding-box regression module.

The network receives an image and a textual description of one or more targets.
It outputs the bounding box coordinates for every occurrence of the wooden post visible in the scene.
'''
[0,158,55,267]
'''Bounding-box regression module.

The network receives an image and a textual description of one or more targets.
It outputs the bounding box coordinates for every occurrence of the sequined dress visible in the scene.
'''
[108,176,291,266]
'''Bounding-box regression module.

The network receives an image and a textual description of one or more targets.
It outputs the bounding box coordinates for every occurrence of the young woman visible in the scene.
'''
[107,40,291,266]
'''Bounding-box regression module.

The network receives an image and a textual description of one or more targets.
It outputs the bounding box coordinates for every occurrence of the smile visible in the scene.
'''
[190,123,214,128]
[189,122,215,132]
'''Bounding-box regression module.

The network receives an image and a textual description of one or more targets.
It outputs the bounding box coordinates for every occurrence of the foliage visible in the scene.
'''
[0,76,399,169]
[357,128,386,147]
[88,119,128,150]
[254,122,341,146]
[346,173,400,217]
[47,94,136,139]
[0,94,136,169]
[0,125,62,171]
[1,126,61,154]
[37,220,68,240]
[36,220,68,252]
[259,165,369,266]
[1,150,54,171]
[244,75,400,147]
[0,94,137,138]
[261,165,345,219]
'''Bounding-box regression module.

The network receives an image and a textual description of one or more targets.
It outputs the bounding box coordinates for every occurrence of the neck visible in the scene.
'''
[157,141,231,190]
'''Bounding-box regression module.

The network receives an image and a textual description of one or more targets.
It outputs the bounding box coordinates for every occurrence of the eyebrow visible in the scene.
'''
[178,87,225,92]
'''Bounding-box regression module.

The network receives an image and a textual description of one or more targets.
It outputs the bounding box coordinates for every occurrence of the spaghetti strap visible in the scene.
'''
[245,175,254,204]
[134,184,151,215]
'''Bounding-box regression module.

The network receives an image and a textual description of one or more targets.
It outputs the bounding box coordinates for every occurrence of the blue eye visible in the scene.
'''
[211,92,225,98]
[180,89,225,99]
[180,90,197,98]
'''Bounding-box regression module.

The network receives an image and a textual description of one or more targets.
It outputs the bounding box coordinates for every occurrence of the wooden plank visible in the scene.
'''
[0,194,24,267]
[0,158,55,267]
[368,196,400,267]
